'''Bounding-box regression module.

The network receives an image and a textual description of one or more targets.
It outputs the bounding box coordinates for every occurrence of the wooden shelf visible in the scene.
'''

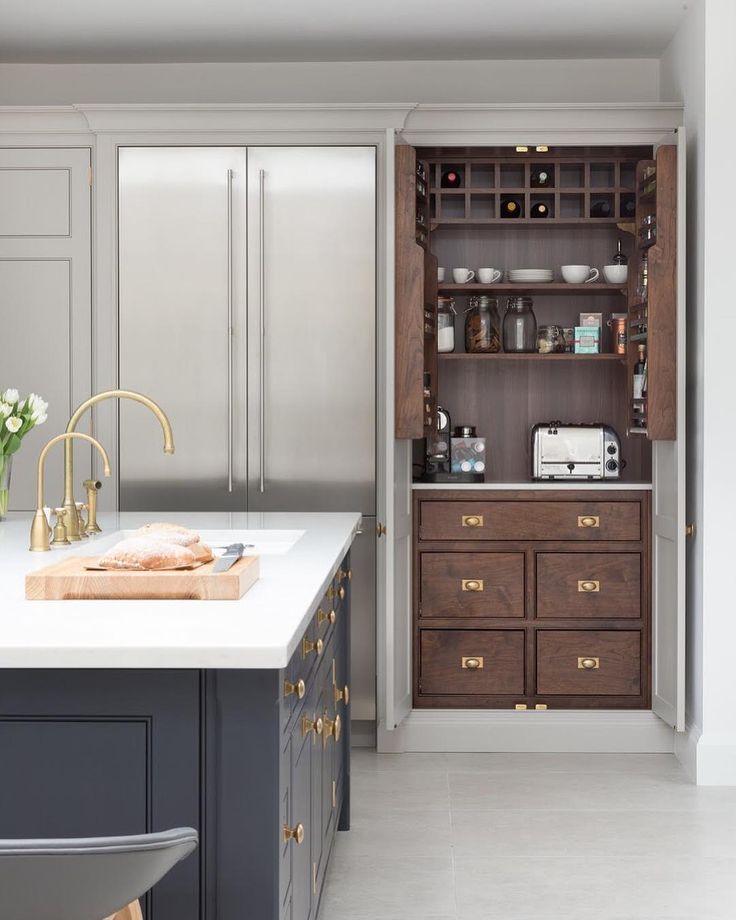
[431,186,636,195]
[431,218,623,228]
[438,283,627,295]
[439,352,625,362]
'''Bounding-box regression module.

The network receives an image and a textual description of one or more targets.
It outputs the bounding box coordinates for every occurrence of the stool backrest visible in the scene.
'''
[0,827,198,920]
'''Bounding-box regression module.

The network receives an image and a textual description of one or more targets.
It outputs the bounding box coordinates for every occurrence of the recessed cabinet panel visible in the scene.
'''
[536,553,641,619]
[537,630,641,696]
[420,629,525,695]
[420,552,525,618]
[0,167,70,236]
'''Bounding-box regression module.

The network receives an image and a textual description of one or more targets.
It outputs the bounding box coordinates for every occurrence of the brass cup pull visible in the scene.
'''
[283,823,305,845]
[577,580,601,593]
[302,637,324,658]
[334,683,350,705]
[577,515,600,528]
[461,656,484,670]
[461,514,484,528]
[318,608,336,627]
[302,715,324,738]
[284,678,306,700]
[578,657,600,670]
[462,579,484,592]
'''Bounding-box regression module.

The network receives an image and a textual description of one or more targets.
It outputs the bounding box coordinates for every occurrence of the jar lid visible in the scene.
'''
[507,296,534,307]
[454,425,476,438]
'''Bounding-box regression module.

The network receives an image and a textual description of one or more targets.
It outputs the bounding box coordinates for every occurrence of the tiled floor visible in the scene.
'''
[319,751,736,920]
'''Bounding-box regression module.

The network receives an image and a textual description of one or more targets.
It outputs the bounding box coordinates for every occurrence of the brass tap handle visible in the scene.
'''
[578,657,600,670]
[302,715,323,738]
[317,608,336,628]
[284,678,306,700]
[283,823,305,845]
[75,502,89,538]
[83,479,102,534]
[302,637,324,658]
[334,684,350,706]
[50,508,71,547]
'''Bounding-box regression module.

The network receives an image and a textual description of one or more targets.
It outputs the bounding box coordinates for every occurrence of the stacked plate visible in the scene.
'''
[508,269,554,284]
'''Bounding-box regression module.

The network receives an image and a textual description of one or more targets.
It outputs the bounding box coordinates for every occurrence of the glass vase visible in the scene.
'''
[0,454,12,521]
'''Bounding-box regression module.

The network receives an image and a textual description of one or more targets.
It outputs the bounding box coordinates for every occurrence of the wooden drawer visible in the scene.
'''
[536,630,641,695]
[419,629,525,695]
[420,552,525,618]
[536,553,641,619]
[419,501,641,542]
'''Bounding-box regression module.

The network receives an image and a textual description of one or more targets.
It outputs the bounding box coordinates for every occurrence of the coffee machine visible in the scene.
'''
[419,406,484,483]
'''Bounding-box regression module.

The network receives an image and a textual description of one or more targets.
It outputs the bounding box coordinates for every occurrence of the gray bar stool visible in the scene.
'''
[0,826,198,920]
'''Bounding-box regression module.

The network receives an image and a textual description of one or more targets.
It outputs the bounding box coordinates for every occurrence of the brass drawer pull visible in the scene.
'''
[283,678,306,700]
[462,579,484,592]
[302,637,324,658]
[461,656,484,670]
[462,514,484,528]
[334,683,350,705]
[578,657,600,670]
[283,823,305,845]
[318,607,336,627]
[302,714,323,738]
[577,515,600,528]
[577,580,601,593]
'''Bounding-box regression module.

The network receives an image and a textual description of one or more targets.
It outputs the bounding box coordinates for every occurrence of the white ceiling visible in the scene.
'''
[0,0,689,64]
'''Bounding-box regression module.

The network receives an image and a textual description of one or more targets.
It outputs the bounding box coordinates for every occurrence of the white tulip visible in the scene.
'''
[2,389,19,405]
[0,402,11,419]
[33,411,48,426]
[5,416,22,433]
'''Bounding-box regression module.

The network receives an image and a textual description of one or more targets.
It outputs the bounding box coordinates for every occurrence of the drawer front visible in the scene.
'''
[419,501,641,542]
[536,630,641,695]
[536,553,641,619]
[420,552,525,618]
[419,629,525,695]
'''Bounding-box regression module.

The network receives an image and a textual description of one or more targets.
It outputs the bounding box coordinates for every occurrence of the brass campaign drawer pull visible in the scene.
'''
[461,656,484,670]
[578,657,600,670]
[578,580,601,593]
[462,579,484,592]
[462,514,484,528]
[283,823,305,845]
[577,515,600,528]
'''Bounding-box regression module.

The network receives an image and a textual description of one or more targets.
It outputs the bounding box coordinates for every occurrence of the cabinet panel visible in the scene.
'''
[290,723,313,920]
[420,629,525,695]
[420,552,525,618]
[536,630,641,695]
[536,553,641,619]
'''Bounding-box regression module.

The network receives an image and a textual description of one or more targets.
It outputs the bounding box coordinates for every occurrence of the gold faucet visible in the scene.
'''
[62,390,175,540]
[31,433,111,552]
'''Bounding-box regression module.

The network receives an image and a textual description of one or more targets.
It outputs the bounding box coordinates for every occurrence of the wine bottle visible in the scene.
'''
[633,344,647,400]
[500,197,523,218]
[441,169,462,189]
[530,168,552,188]
[621,196,636,218]
[590,199,612,218]
[611,239,628,266]
[530,202,550,219]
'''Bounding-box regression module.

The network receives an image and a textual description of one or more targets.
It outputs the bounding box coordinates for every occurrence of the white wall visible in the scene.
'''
[0,58,661,105]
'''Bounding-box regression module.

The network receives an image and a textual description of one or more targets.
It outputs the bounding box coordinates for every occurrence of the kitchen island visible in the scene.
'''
[0,511,359,920]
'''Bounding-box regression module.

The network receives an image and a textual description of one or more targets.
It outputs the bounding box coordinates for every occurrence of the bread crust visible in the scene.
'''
[98,537,197,571]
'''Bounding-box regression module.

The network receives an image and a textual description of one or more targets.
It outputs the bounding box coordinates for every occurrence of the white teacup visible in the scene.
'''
[561,265,599,284]
[438,267,446,282]
[603,264,628,284]
[452,268,475,284]
[477,268,502,284]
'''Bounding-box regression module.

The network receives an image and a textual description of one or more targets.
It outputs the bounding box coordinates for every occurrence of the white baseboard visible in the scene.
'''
[377,709,675,754]
[674,721,701,781]
[692,729,736,785]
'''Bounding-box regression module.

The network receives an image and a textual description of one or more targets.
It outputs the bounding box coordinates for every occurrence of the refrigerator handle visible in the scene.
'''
[258,167,266,494]
[226,168,234,493]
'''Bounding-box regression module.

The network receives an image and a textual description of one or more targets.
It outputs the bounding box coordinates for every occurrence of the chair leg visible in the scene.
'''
[105,900,143,920]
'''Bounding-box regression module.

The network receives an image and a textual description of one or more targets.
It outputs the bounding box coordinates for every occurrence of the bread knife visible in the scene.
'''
[212,542,246,573]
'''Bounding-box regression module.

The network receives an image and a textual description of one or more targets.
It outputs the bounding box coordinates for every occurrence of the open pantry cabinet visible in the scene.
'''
[380,125,685,751]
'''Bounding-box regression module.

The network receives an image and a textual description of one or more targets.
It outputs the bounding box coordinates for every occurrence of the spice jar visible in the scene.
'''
[464,296,501,353]
[537,325,565,354]
[437,296,456,353]
[502,296,538,353]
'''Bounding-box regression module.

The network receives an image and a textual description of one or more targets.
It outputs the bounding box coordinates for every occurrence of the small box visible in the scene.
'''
[574,325,600,354]
[580,312,603,328]
[451,437,486,474]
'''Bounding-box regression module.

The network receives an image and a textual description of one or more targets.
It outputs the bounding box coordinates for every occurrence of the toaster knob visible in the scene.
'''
[607,444,617,455]
[606,459,618,472]
[567,463,575,472]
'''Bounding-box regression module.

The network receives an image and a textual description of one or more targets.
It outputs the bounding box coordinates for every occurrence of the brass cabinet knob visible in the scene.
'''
[686,523,695,538]
[338,586,346,600]
[461,656,484,670]
[461,514,484,528]
[376,522,386,537]
[324,714,342,744]
[461,579,484,592]
[577,580,601,593]
[302,714,323,738]
[577,657,600,670]
[284,678,306,700]
[334,683,350,706]
[337,568,352,582]
[302,637,324,658]
[283,823,305,845]
[577,515,600,528]
[318,608,336,627]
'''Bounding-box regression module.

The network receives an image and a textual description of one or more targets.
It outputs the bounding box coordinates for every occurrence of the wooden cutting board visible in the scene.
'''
[26,555,260,601]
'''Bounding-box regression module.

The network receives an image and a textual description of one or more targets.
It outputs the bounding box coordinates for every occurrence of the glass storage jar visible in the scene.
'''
[437,296,456,353]
[465,295,501,353]
[537,324,565,354]
[502,296,538,353]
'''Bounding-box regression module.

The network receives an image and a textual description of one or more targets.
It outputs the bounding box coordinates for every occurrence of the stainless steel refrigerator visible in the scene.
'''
[118,146,377,717]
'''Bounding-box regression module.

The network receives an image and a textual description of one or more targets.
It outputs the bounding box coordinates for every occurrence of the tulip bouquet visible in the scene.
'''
[0,389,48,519]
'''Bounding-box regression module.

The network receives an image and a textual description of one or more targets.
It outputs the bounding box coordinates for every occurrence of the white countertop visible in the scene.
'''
[412,481,653,490]
[0,511,360,670]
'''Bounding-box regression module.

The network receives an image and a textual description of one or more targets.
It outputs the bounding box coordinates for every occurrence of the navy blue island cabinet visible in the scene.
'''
[0,556,352,920]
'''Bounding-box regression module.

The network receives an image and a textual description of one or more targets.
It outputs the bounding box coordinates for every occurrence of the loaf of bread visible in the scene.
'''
[189,541,214,564]
[98,537,197,571]
[134,523,201,546]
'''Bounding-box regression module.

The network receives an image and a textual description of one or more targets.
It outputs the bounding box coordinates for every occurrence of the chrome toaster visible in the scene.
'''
[531,422,622,480]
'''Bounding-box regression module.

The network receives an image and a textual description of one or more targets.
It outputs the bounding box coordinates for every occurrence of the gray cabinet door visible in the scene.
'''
[290,718,313,920]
